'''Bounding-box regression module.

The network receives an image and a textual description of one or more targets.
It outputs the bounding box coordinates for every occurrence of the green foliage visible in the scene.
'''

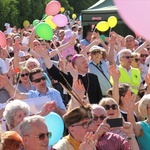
[0,0,98,30]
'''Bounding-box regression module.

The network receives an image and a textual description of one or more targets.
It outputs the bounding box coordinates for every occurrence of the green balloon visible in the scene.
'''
[33,19,39,27]
[36,22,53,40]
[100,35,106,42]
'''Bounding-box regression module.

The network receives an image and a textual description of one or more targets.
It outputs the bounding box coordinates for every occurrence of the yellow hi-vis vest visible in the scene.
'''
[118,65,141,94]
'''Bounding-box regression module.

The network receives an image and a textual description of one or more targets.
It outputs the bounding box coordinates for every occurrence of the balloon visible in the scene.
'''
[107,16,117,28]
[60,7,65,13]
[32,19,39,27]
[42,14,48,20]
[45,1,61,16]
[0,31,6,48]
[52,14,68,27]
[36,22,53,40]
[72,14,77,19]
[114,0,150,40]
[79,15,82,21]
[100,35,106,42]
[96,21,109,32]
[23,20,30,28]
[45,16,57,29]
[45,112,64,146]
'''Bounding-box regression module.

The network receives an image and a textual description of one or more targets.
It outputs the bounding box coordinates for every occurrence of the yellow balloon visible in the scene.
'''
[45,16,57,29]
[107,16,118,28]
[72,14,77,19]
[96,21,109,32]
[23,20,30,28]
[60,7,65,13]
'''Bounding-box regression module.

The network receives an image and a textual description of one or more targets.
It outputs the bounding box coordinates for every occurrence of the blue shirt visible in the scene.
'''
[27,87,66,110]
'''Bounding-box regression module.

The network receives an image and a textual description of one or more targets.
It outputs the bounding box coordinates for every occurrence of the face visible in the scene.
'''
[140,49,148,64]
[23,121,49,150]
[27,62,38,71]
[90,50,102,63]
[31,72,46,92]
[125,37,135,49]
[103,101,119,118]
[69,118,92,143]
[20,70,30,83]
[74,56,89,74]
[13,109,28,127]
[89,107,106,132]
[120,52,132,67]
[40,41,47,50]
[131,55,140,68]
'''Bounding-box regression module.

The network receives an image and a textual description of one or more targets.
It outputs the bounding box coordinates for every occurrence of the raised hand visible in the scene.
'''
[109,65,120,81]
[39,101,57,116]
[79,132,96,150]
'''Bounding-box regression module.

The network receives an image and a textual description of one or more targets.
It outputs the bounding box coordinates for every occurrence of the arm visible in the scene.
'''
[134,41,149,53]
[0,74,28,100]
[109,65,120,104]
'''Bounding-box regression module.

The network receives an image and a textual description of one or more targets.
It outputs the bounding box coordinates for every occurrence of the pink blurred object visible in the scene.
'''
[0,31,6,48]
[114,0,150,40]
[45,1,61,16]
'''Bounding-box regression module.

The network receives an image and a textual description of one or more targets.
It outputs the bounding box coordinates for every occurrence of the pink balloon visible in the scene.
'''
[45,1,61,16]
[0,31,6,48]
[114,0,150,40]
[52,14,68,27]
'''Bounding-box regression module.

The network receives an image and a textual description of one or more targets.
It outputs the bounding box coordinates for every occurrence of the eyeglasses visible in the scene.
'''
[21,73,29,77]
[122,56,132,59]
[25,132,52,140]
[71,120,93,129]
[103,104,118,110]
[32,76,46,83]
[140,54,148,57]
[93,115,106,121]
[91,51,101,55]
[134,58,140,62]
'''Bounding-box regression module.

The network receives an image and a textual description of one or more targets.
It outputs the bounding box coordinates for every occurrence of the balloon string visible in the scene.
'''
[109,28,112,38]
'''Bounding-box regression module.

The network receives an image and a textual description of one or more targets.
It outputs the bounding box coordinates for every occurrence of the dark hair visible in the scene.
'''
[29,68,43,82]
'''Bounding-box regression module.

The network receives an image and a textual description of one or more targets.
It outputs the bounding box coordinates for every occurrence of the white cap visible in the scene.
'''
[64,29,73,38]
[89,45,103,53]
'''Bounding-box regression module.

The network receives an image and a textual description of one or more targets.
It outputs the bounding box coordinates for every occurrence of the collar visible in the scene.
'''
[36,87,53,96]
[65,134,80,150]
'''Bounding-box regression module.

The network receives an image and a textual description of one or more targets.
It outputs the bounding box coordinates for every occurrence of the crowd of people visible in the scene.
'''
[0,20,150,150]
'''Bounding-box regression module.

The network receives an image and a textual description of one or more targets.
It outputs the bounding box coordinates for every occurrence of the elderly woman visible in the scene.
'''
[126,94,150,150]
[3,100,30,133]
[0,131,23,150]
[3,99,56,134]
[15,67,35,93]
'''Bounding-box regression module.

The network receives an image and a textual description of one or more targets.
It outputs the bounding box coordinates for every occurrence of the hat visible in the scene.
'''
[18,51,25,58]
[63,106,93,128]
[64,29,74,38]
[4,23,10,27]
[89,45,102,53]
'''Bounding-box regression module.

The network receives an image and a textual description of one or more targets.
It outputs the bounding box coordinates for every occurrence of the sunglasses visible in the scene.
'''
[32,76,46,83]
[21,73,29,77]
[147,48,150,51]
[134,58,140,62]
[91,51,101,55]
[71,120,93,129]
[122,56,132,59]
[25,132,52,140]
[103,104,118,110]
[93,115,106,121]
[140,54,148,57]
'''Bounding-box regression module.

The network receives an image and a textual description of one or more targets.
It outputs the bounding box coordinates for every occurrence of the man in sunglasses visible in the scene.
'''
[114,49,141,95]
[20,115,52,150]
[90,104,139,150]
[0,68,66,116]
[88,45,112,96]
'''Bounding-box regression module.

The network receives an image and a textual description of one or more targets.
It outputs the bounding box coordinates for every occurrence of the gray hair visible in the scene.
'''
[20,115,45,136]
[118,49,132,62]
[3,100,30,129]
[25,57,40,68]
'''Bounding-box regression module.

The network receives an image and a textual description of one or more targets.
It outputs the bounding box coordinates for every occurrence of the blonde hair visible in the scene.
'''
[138,94,150,118]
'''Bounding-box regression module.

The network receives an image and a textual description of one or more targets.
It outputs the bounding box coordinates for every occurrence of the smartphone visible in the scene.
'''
[106,118,123,128]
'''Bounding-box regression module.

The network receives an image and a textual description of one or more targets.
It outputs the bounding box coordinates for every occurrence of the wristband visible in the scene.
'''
[28,48,30,52]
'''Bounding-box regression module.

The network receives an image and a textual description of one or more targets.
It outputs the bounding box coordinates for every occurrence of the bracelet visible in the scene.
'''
[127,135,135,140]
[28,48,30,52]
